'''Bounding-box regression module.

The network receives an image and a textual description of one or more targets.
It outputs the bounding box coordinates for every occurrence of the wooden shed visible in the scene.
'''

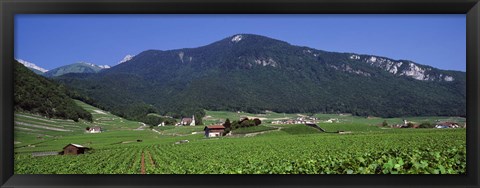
[62,143,89,155]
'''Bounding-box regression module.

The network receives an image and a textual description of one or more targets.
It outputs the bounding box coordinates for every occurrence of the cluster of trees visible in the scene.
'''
[14,61,92,122]
[418,122,435,128]
[222,117,262,134]
[143,115,177,127]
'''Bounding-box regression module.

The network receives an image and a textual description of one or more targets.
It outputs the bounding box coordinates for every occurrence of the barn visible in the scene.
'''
[204,125,225,137]
[62,144,89,155]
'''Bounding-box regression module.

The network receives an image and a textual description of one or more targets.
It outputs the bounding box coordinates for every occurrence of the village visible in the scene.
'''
[84,113,464,138]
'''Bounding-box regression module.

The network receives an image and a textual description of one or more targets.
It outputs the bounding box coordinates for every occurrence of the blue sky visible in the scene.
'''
[15,14,466,71]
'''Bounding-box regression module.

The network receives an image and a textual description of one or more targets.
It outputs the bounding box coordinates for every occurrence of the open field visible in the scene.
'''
[14,106,467,174]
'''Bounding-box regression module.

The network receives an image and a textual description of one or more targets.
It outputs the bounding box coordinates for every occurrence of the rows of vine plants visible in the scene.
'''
[15,130,466,174]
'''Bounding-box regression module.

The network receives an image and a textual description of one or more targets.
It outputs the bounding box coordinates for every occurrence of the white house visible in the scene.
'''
[86,126,102,133]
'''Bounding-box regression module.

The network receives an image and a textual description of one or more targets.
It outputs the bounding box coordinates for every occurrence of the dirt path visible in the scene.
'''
[93,109,107,115]
[151,128,162,134]
[135,123,147,131]
[150,128,189,136]
[140,152,146,174]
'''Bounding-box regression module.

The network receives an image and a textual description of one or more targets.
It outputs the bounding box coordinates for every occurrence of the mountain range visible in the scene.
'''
[51,34,466,119]
[15,58,112,77]
[43,62,110,77]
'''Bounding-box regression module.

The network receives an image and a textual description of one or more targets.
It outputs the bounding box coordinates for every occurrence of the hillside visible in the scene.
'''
[43,62,110,77]
[14,60,92,122]
[54,34,466,119]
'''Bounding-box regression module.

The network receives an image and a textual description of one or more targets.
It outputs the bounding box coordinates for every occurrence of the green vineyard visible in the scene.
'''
[13,101,467,174]
[15,128,466,174]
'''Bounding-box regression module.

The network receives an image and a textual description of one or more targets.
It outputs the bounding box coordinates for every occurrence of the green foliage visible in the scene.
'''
[14,61,92,122]
[142,114,176,126]
[407,122,415,128]
[222,118,232,135]
[382,120,388,127]
[229,118,261,131]
[253,118,262,126]
[223,118,231,128]
[419,122,434,128]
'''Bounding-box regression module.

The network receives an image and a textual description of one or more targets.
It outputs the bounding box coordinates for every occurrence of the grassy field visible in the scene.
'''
[14,106,467,174]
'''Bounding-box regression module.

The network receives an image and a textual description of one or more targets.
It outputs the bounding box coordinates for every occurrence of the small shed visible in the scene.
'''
[62,143,89,155]
[204,125,225,137]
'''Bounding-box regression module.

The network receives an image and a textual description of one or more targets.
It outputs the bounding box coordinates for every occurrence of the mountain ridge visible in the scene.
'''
[44,62,110,77]
[54,33,466,119]
[15,59,48,75]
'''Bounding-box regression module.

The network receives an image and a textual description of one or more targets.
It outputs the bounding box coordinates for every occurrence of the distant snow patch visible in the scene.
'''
[16,59,48,73]
[118,55,134,64]
[82,62,96,67]
[232,35,243,43]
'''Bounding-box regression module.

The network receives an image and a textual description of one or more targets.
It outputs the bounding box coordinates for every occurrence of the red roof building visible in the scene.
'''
[204,125,225,137]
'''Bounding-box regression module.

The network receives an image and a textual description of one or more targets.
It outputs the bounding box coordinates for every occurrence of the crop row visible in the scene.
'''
[15,130,466,174]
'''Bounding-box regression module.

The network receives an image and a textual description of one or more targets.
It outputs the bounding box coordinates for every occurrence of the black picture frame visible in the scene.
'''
[1,0,479,188]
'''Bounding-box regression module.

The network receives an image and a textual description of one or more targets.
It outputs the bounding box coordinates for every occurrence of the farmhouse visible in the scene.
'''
[61,143,89,155]
[86,126,102,133]
[204,125,225,137]
[178,115,196,126]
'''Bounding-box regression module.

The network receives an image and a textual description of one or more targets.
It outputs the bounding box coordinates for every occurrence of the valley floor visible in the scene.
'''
[13,101,466,174]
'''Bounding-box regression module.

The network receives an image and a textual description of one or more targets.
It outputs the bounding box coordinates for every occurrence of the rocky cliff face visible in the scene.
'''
[348,55,456,82]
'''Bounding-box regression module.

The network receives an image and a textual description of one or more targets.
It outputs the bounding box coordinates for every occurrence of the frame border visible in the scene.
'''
[1,0,479,188]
